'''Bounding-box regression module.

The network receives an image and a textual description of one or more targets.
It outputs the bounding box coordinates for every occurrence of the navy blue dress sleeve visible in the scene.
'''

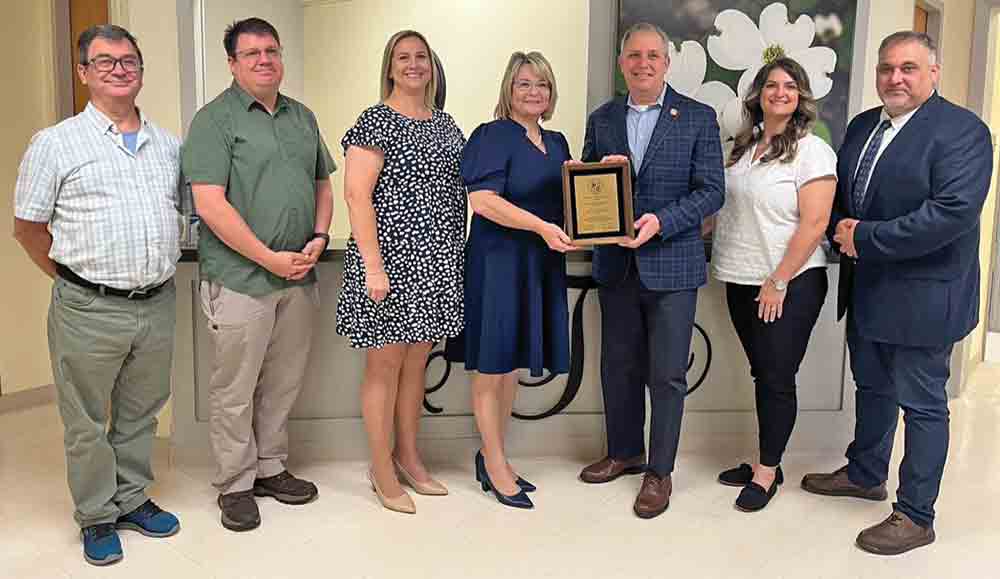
[461,122,510,196]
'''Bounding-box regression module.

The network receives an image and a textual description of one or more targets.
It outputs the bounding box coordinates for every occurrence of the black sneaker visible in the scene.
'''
[218,490,260,532]
[253,470,318,505]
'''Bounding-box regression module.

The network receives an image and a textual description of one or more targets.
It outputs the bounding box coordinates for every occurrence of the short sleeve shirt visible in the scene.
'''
[711,133,837,285]
[14,103,182,289]
[182,82,336,297]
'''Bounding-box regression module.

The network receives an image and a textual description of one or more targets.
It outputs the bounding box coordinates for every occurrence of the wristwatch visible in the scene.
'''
[310,232,331,244]
[767,276,788,292]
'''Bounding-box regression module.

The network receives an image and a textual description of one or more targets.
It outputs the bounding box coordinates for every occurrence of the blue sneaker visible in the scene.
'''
[81,523,123,566]
[116,499,180,538]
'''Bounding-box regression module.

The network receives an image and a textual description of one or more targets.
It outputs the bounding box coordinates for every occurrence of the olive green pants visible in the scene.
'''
[48,277,175,528]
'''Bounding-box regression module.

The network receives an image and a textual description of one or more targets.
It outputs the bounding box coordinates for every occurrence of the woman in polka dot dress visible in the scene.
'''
[338,30,465,514]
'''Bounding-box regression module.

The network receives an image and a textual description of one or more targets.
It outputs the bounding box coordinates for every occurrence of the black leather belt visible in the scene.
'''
[55,263,170,300]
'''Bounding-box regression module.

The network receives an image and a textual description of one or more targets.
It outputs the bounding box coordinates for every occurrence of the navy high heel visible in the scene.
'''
[516,476,537,493]
[475,451,533,509]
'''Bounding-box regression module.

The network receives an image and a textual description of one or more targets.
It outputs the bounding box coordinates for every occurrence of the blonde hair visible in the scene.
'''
[493,51,558,122]
[379,30,437,109]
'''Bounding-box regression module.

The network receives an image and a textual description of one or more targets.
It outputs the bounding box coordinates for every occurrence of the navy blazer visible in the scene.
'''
[832,94,993,346]
[582,85,724,291]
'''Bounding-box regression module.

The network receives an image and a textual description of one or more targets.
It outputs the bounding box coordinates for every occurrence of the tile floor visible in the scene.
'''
[2,366,999,579]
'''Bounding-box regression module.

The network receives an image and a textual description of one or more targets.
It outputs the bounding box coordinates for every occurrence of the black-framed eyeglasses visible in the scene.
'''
[85,55,143,74]
[233,47,283,62]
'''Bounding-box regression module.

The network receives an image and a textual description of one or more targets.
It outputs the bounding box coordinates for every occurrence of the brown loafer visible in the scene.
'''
[856,511,935,555]
[633,473,671,519]
[801,465,888,501]
[579,455,646,484]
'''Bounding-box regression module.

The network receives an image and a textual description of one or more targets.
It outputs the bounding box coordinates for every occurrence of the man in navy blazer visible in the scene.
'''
[577,22,724,519]
[802,32,992,555]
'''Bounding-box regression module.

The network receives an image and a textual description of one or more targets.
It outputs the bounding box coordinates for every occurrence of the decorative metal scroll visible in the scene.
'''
[423,274,712,416]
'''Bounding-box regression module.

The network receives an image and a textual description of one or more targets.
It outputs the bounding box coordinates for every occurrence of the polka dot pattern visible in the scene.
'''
[336,104,466,349]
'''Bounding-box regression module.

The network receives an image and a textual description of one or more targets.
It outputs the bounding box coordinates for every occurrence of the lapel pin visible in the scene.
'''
[669,108,679,119]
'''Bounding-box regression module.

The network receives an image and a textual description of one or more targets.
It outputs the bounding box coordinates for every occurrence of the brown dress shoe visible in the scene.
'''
[633,473,671,519]
[579,455,645,484]
[801,465,888,501]
[856,511,935,555]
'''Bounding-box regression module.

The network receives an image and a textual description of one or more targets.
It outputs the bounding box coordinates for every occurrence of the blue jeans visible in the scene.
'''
[845,331,952,528]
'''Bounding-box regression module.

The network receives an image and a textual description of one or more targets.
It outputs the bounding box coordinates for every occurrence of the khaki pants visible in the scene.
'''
[48,277,175,528]
[199,280,318,494]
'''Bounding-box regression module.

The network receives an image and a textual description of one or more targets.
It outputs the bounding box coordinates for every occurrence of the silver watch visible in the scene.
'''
[767,276,788,291]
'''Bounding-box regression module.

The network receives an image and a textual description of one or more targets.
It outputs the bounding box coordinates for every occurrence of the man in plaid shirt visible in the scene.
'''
[14,24,182,567]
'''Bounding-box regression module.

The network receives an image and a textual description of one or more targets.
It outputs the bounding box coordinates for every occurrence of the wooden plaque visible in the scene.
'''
[562,159,635,245]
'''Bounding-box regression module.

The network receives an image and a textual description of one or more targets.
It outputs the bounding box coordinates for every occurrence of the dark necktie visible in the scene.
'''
[852,119,892,213]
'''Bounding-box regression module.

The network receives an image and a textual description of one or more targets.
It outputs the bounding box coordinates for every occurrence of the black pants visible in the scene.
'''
[725,267,828,467]
[599,264,698,477]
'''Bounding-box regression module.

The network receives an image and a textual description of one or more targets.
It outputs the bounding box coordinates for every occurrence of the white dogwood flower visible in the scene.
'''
[707,2,837,100]
[666,40,740,139]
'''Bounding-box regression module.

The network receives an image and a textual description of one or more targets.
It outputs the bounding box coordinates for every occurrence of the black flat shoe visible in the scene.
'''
[475,451,533,509]
[718,463,784,487]
[735,478,779,512]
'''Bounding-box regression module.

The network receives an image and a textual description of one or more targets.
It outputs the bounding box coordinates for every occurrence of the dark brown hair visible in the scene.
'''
[727,57,818,167]
[224,17,280,59]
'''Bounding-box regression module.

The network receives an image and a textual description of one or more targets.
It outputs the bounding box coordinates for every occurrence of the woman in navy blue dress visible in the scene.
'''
[450,51,575,509]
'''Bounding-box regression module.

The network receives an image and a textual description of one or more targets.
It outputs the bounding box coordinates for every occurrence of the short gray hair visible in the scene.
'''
[619,22,670,55]
[879,31,938,65]
[77,24,143,66]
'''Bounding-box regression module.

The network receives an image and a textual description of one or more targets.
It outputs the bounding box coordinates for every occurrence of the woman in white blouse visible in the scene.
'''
[711,58,837,512]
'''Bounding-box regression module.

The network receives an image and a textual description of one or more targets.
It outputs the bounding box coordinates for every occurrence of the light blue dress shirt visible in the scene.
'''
[625,83,667,172]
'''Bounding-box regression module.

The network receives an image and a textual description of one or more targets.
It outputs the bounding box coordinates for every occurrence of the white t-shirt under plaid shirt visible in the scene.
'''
[15,102,183,289]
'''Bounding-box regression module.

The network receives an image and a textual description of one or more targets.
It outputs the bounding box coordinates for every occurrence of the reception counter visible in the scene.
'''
[169,246,856,466]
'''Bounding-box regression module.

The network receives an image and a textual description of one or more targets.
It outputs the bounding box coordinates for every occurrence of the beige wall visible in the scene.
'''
[3,0,993,399]
[861,0,975,109]
[303,0,590,240]
[939,0,976,106]
[201,0,305,103]
[128,0,183,136]
[1,1,58,394]
[970,10,1000,366]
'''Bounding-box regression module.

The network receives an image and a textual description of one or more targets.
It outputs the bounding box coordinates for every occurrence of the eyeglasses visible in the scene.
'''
[85,55,142,74]
[234,47,283,62]
[514,80,551,92]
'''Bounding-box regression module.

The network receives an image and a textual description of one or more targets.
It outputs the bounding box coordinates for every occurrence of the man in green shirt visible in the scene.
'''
[182,17,335,532]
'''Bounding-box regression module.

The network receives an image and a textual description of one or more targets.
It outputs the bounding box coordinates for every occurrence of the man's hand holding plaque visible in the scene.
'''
[618,213,660,248]
[561,156,636,245]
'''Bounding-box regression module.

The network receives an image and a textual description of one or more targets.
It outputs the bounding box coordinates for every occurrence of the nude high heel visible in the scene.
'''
[394,458,448,496]
[367,468,416,514]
